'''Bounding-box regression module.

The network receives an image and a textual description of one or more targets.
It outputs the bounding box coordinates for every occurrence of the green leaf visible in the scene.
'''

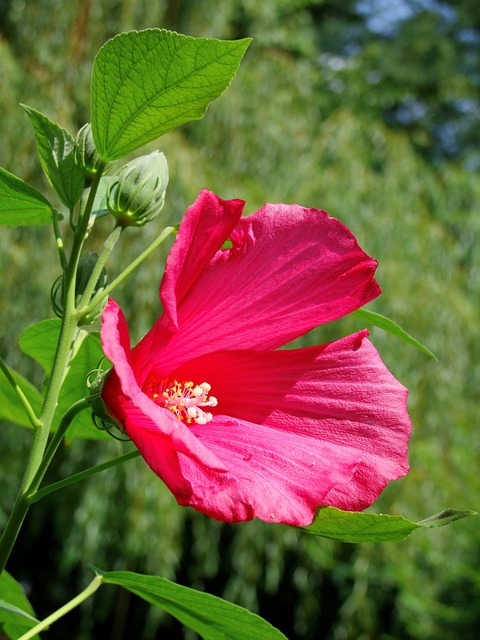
[91,29,251,161]
[19,318,60,376]
[19,319,109,440]
[0,167,53,226]
[417,508,478,528]
[0,365,42,427]
[0,571,39,639]
[22,105,85,209]
[101,571,287,640]
[303,507,419,542]
[302,507,477,543]
[353,307,438,360]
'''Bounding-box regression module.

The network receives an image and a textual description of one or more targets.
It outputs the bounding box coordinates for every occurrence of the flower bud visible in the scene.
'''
[106,151,169,227]
[74,123,103,180]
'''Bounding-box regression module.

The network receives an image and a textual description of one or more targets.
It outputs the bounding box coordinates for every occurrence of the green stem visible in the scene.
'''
[69,206,76,232]
[81,225,175,317]
[52,208,67,270]
[17,575,104,640]
[77,224,123,313]
[0,355,40,429]
[30,450,141,503]
[0,167,106,575]
[27,398,91,500]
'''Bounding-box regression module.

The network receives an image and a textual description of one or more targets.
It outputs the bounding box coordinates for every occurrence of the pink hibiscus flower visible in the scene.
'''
[101,189,411,525]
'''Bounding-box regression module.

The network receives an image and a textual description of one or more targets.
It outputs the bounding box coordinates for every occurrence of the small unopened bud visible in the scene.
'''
[74,123,103,180]
[106,151,169,227]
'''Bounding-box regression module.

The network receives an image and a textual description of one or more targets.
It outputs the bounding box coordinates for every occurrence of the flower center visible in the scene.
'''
[144,378,218,425]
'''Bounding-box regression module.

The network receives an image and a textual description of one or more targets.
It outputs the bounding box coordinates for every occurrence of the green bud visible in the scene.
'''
[106,151,169,227]
[74,123,104,180]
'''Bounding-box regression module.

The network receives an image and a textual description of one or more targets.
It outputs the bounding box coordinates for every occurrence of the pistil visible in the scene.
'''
[144,378,218,425]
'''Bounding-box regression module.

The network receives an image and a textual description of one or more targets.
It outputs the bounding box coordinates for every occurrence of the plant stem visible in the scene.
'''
[0,167,105,575]
[26,398,91,500]
[30,450,141,503]
[80,225,175,317]
[52,208,67,270]
[77,223,123,312]
[17,575,104,640]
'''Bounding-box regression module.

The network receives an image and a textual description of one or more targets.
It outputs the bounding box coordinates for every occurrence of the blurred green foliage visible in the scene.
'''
[0,1,479,639]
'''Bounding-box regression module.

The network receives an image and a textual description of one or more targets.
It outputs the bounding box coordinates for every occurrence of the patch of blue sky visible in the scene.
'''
[356,0,457,35]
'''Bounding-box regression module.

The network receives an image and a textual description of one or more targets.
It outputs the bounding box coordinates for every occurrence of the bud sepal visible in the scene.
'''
[106,151,169,227]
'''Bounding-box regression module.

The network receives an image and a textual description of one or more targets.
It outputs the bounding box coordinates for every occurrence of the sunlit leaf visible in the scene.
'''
[0,167,53,226]
[302,506,476,543]
[22,105,84,209]
[353,307,437,360]
[0,571,39,640]
[91,29,251,161]
[100,570,287,640]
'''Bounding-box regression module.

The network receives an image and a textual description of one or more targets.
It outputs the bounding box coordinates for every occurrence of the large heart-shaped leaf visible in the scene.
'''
[91,29,251,161]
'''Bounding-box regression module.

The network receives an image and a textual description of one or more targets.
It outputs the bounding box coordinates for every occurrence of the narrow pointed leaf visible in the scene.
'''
[302,506,476,543]
[91,29,251,161]
[353,307,437,360]
[0,365,42,427]
[0,571,39,639]
[303,507,419,542]
[0,167,53,226]
[417,508,477,528]
[22,105,85,209]
[101,571,287,640]
[19,319,109,439]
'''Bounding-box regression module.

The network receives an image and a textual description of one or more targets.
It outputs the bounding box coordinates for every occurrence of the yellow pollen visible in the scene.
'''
[143,377,218,425]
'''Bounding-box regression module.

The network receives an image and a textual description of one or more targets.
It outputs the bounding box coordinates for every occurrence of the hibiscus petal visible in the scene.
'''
[182,417,359,525]
[167,331,411,512]
[160,189,245,331]
[101,299,227,472]
[141,201,381,375]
